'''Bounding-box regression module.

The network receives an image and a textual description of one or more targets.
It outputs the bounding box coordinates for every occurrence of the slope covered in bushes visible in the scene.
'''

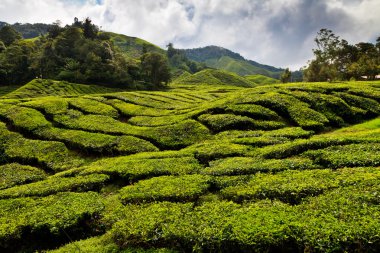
[1,80,380,252]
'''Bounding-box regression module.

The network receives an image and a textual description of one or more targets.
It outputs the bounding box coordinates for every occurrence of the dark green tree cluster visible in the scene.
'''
[280,68,291,83]
[140,52,171,86]
[304,29,380,82]
[0,18,171,88]
[166,43,205,73]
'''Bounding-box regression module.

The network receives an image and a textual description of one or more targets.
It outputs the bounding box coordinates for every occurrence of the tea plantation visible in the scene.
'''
[1,78,380,252]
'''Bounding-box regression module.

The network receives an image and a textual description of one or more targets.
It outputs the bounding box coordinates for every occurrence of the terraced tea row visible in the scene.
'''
[1,80,380,252]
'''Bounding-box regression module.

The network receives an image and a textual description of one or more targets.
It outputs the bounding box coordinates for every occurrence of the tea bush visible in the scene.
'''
[0,163,47,190]
[120,175,211,203]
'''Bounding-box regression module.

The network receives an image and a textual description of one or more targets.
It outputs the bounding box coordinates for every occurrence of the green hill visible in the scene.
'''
[172,69,256,87]
[1,80,380,252]
[245,74,280,85]
[182,46,284,78]
[106,32,164,60]
[3,79,122,99]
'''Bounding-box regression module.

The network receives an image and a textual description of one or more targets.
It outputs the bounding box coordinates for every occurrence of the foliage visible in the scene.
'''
[172,69,255,87]
[303,28,380,81]
[0,192,103,251]
[280,68,291,83]
[244,74,280,85]
[0,174,109,198]
[140,52,171,86]
[80,156,202,181]
[119,175,211,203]
[0,25,21,46]
[0,80,380,252]
[0,163,47,190]
[181,45,284,78]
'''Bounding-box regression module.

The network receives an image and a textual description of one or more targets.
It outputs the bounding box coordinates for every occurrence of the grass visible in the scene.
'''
[0,79,380,252]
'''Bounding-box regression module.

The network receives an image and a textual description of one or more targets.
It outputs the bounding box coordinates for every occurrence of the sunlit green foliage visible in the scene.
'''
[0,174,109,198]
[4,79,121,99]
[221,167,380,203]
[0,163,47,190]
[120,175,211,203]
[0,192,103,251]
[0,80,380,252]
[204,157,318,175]
[80,156,202,181]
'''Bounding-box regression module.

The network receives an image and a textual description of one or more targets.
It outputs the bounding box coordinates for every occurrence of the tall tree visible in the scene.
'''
[280,68,291,83]
[83,17,98,39]
[141,52,171,86]
[0,25,22,46]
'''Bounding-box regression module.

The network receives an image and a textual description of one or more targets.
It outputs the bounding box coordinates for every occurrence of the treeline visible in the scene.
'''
[166,43,206,74]
[0,18,171,87]
[0,22,53,39]
[304,29,380,81]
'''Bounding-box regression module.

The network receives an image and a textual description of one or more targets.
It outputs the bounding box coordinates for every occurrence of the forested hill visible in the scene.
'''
[0,21,53,39]
[181,46,285,78]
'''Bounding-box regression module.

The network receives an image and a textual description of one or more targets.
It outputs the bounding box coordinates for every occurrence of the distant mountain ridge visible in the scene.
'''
[181,46,284,78]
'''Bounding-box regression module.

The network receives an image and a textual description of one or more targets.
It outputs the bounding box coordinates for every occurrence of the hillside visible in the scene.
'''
[171,69,256,87]
[244,74,280,85]
[182,46,284,78]
[106,32,165,60]
[3,79,123,99]
[1,79,380,252]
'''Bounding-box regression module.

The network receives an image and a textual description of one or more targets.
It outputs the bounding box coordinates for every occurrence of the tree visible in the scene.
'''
[304,29,350,81]
[140,52,171,86]
[0,40,36,84]
[83,17,98,39]
[280,68,291,83]
[0,25,22,46]
[166,42,177,58]
[0,41,5,53]
[47,20,63,39]
[304,29,380,82]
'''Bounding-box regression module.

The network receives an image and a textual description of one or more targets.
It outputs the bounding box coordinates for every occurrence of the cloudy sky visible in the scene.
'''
[0,0,379,69]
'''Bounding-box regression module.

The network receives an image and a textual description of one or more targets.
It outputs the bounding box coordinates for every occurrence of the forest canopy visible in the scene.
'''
[0,18,171,87]
[303,29,380,82]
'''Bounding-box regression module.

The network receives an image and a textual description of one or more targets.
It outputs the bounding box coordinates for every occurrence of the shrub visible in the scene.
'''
[106,98,172,115]
[46,235,178,253]
[304,143,380,168]
[0,192,103,251]
[204,157,318,176]
[34,127,158,154]
[0,174,109,198]
[225,104,280,120]
[184,140,251,164]
[80,157,202,181]
[221,167,380,204]
[0,123,85,172]
[68,97,119,117]
[0,105,52,131]
[0,163,47,190]
[198,113,285,132]
[119,175,211,203]
[21,97,69,115]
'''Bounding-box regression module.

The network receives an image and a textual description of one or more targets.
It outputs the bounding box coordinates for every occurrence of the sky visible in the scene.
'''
[0,0,379,70]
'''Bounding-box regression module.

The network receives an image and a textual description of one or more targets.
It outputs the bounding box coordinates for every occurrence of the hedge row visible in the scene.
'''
[0,192,103,251]
[110,179,380,252]
[0,163,47,190]
[0,174,109,198]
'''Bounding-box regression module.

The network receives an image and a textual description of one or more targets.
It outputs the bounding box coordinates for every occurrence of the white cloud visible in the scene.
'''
[0,0,379,70]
